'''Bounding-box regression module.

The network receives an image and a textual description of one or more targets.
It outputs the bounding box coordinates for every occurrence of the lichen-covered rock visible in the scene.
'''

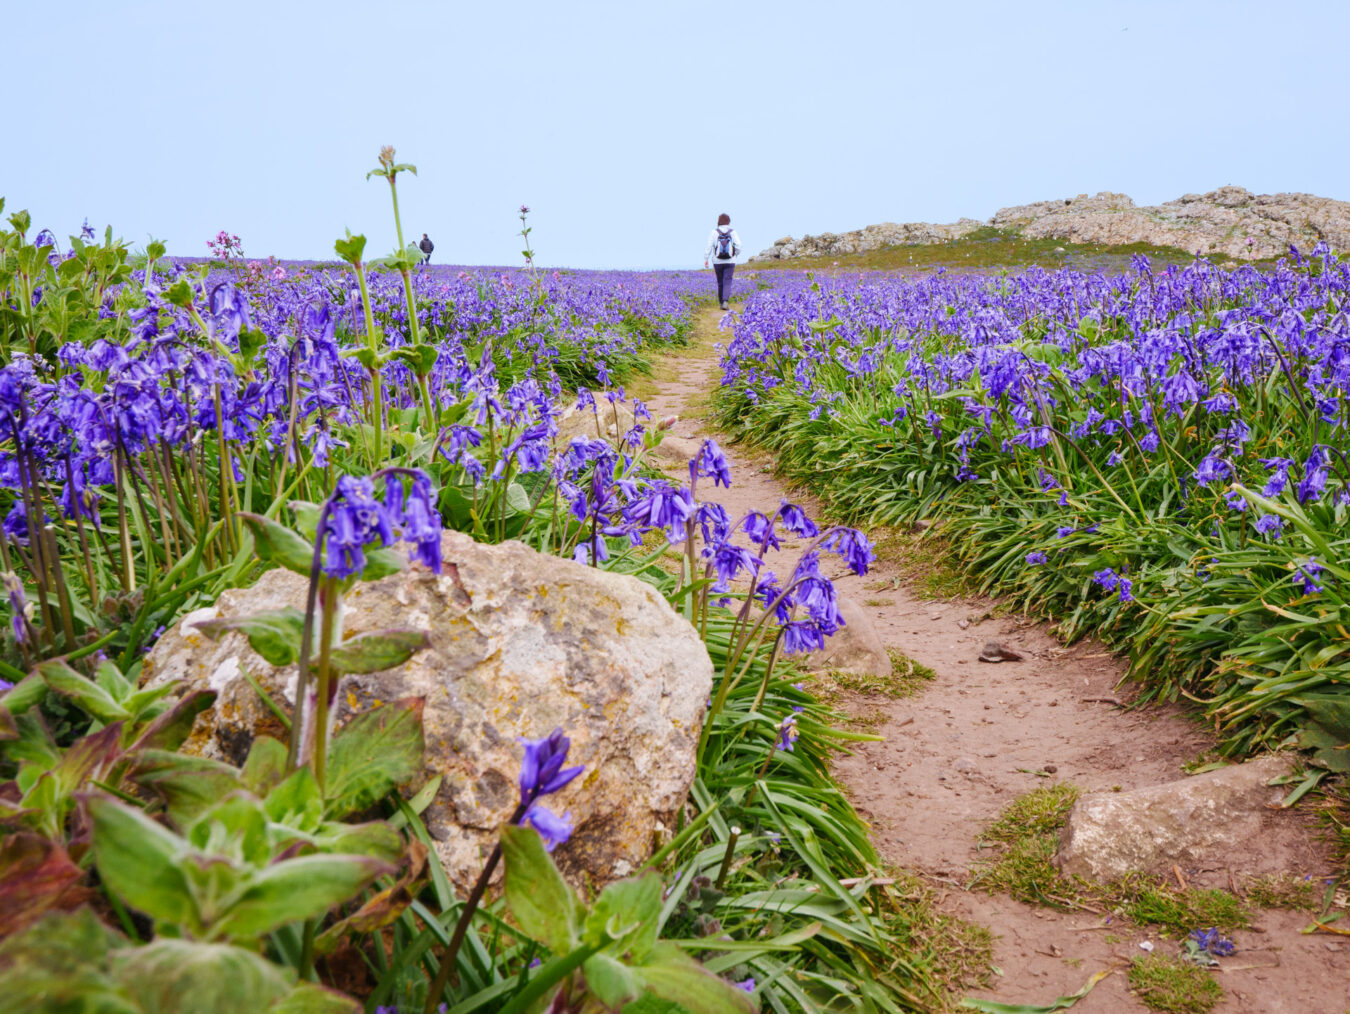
[751,188,1350,262]
[142,531,712,892]
[1054,755,1292,881]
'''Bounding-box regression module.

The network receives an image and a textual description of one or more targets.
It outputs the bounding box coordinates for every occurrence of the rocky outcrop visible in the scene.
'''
[1054,755,1292,881]
[143,531,712,892]
[752,187,1350,262]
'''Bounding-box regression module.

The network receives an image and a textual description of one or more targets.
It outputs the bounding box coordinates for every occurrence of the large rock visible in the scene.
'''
[750,188,1350,262]
[805,596,893,678]
[1054,755,1292,881]
[143,531,712,891]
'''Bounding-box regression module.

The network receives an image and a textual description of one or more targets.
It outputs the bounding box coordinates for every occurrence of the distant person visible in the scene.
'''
[419,233,434,264]
[703,213,742,310]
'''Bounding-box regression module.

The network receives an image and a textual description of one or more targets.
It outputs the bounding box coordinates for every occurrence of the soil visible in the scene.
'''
[643,305,1350,1013]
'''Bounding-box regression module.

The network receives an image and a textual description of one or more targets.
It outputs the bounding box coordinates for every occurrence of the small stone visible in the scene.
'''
[954,757,976,773]
[1044,764,1058,774]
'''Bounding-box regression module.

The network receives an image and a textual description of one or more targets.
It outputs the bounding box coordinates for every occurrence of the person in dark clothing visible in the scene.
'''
[419,233,434,264]
[703,213,742,310]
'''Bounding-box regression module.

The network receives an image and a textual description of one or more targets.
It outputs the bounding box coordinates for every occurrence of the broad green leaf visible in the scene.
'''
[0,833,83,938]
[309,819,403,863]
[38,659,131,724]
[241,736,289,796]
[501,823,582,955]
[190,792,272,867]
[112,939,294,1014]
[264,766,325,833]
[329,628,430,675]
[94,658,133,701]
[122,679,181,719]
[195,608,307,667]
[585,871,662,961]
[0,672,47,715]
[270,982,362,1013]
[131,749,242,825]
[213,853,390,939]
[238,512,317,576]
[0,909,134,1014]
[582,951,644,1007]
[333,233,366,266]
[358,546,405,582]
[323,697,425,818]
[90,796,198,930]
[127,689,217,752]
[288,500,322,541]
[635,942,755,1014]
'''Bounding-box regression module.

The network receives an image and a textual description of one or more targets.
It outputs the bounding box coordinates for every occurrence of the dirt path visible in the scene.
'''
[644,305,1348,1013]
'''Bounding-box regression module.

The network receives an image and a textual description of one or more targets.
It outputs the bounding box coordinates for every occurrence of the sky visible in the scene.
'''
[7,0,1348,269]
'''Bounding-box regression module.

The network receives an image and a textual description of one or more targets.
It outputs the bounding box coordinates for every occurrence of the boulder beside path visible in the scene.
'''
[143,530,713,891]
[1054,755,1293,881]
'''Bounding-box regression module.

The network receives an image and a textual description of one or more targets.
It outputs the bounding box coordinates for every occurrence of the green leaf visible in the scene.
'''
[241,736,288,796]
[264,766,325,832]
[163,279,194,308]
[583,951,644,1007]
[0,909,134,1014]
[391,343,440,376]
[633,942,756,1014]
[95,658,133,701]
[90,795,199,930]
[333,233,366,266]
[270,982,361,1013]
[501,823,582,955]
[358,546,405,581]
[238,326,269,362]
[329,628,429,675]
[288,501,322,541]
[585,871,662,961]
[324,697,425,818]
[960,970,1109,1012]
[122,679,181,720]
[131,749,242,825]
[213,853,390,939]
[0,833,84,938]
[0,673,48,716]
[238,512,317,577]
[37,658,131,724]
[112,939,294,1014]
[195,608,307,667]
[128,689,217,752]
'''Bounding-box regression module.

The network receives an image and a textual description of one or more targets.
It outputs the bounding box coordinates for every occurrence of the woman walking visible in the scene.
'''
[704,213,742,310]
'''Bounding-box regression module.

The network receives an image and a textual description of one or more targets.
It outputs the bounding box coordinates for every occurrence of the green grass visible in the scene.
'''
[1119,880,1248,935]
[1243,873,1322,911]
[744,226,1278,277]
[1128,954,1223,1013]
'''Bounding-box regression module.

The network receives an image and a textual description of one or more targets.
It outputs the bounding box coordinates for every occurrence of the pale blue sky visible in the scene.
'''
[8,1,1347,268]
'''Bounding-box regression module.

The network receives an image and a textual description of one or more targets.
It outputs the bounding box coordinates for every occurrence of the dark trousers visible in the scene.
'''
[714,262,735,303]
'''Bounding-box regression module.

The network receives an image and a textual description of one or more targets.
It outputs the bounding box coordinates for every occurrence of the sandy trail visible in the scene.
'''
[643,304,1348,1013]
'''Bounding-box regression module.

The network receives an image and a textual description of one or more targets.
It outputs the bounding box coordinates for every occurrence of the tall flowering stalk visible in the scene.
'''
[423,727,582,1014]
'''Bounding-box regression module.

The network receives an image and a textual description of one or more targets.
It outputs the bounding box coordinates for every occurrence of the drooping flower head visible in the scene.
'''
[322,475,396,579]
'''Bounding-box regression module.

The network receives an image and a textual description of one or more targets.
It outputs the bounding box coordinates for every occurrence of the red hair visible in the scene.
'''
[717,213,731,226]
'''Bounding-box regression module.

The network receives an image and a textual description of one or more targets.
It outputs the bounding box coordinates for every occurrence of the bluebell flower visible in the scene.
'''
[322,475,396,579]
[691,438,733,488]
[778,500,819,537]
[1025,551,1048,565]
[522,803,573,851]
[1093,568,1120,592]
[1254,514,1283,539]
[1293,557,1324,596]
[1189,927,1235,957]
[518,727,584,805]
[775,715,799,752]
